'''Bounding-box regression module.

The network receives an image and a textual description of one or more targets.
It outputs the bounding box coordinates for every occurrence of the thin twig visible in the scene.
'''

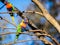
[40,37,53,45]
[0,18,17,28]
[0,26,16,30]
[0,32,29,35]
[3,39,41,45]
[25,11,43,16]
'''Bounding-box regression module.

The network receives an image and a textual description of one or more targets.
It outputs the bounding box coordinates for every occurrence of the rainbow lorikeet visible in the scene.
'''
[4,1,15,22]
[15,18,29,41]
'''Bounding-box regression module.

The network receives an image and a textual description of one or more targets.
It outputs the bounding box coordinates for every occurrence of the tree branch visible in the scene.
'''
[40,37,53,45]
[35,33,59,45]
[3,39,43,45]
[32,0,60,33]
[24,11,43,16]
[0,11,43,16]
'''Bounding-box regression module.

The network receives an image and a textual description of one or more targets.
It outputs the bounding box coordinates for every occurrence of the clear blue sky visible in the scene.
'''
[10,0,31,11]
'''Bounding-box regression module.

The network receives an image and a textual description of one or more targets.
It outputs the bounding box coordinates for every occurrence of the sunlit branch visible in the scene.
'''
[32,0,60,33]
[24,11,43,16]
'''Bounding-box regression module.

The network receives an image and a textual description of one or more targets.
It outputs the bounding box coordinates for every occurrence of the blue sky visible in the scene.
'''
[9,0,31,11]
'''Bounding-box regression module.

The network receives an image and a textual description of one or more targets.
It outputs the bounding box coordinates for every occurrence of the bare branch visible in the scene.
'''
[0,11,43,16]
[40,37,53,45]
[32,0,60,33]
[0,32,30,35]
[35,34,59,45]
[25,11,43,16]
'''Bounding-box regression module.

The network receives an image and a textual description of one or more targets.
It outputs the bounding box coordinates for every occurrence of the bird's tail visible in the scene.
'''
[11,16,14,22]
[10,13,15,22]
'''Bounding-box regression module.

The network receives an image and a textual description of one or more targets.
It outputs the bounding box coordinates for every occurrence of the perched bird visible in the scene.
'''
[4,1,15,22]
[15,17,29,41]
